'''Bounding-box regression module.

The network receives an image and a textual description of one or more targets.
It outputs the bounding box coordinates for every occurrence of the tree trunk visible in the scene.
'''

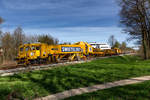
[142,32,149,59]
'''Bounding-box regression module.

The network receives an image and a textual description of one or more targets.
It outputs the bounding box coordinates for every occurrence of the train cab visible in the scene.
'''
[16,43,49,65]
[15,43,30,64]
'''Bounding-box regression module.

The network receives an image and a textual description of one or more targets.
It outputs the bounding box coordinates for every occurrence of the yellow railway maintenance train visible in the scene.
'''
[15,41,121,65]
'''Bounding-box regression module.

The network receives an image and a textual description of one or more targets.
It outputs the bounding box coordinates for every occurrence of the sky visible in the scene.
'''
[0,0,133,46]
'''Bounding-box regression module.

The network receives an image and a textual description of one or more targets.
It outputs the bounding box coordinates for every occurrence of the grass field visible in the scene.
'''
[64,80,150,100]
[1,55,150,99]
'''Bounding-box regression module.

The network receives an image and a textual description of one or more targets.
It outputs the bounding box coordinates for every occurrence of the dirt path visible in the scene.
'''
[34,75,150,100]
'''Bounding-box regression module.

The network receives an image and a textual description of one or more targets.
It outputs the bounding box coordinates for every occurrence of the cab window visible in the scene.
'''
[36,46,40,50]
[20,47,24,52]
[25,46,30,51]
[51,48,58,50]
[31,46,36,50]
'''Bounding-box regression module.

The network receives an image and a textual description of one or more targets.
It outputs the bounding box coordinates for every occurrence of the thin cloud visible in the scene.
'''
[22,26,126,43]
[0,0,130,45]
[1,0,94,10]
[1,0,119,28]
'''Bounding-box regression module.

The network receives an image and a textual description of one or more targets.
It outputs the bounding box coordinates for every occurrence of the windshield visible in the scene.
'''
[31,46,36,50]
[25,46,30,51]
[20,47,24,52]
[36,46,40,50]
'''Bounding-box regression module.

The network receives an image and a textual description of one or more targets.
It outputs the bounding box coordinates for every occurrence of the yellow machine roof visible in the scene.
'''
[74,41,87,45]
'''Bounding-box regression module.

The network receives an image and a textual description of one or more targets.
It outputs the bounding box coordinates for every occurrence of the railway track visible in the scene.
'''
[0,53,135,77]
[0,60,90,76]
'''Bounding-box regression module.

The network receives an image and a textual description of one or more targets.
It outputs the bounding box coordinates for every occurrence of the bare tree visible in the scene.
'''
[38,34,59,45]
[112,41,120,48]
[1,27,26,62]
[119,0,150,59]
[0,17,3,24]
[108,35,116,47]
[0,17,4,37]
[0,17,4,63]
[120,42,127,50]
[1,32,14,61]
[25,35,38,43]
[13,27,26,56]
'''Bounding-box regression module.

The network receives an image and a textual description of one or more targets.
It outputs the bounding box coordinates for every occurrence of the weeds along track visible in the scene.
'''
[0,60,91,76]
[0,54,135,77]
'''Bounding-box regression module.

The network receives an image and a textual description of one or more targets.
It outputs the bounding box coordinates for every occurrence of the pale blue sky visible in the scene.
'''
[0,0,133,46]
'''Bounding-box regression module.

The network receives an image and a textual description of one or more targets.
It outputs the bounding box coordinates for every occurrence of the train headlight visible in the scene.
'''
[30,52,34,56]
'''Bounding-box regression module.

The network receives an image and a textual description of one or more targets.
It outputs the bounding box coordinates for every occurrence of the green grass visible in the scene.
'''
[64,81,150,100]
[0,55,150,99]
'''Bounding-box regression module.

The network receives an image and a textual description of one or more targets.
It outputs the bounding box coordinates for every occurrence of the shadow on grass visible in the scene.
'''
[24,69,104,94]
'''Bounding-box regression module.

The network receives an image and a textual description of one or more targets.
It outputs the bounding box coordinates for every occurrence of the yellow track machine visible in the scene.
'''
[15,42,122,66]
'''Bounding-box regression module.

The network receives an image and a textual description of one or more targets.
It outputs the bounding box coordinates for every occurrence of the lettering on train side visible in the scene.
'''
[61,47,81,52]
